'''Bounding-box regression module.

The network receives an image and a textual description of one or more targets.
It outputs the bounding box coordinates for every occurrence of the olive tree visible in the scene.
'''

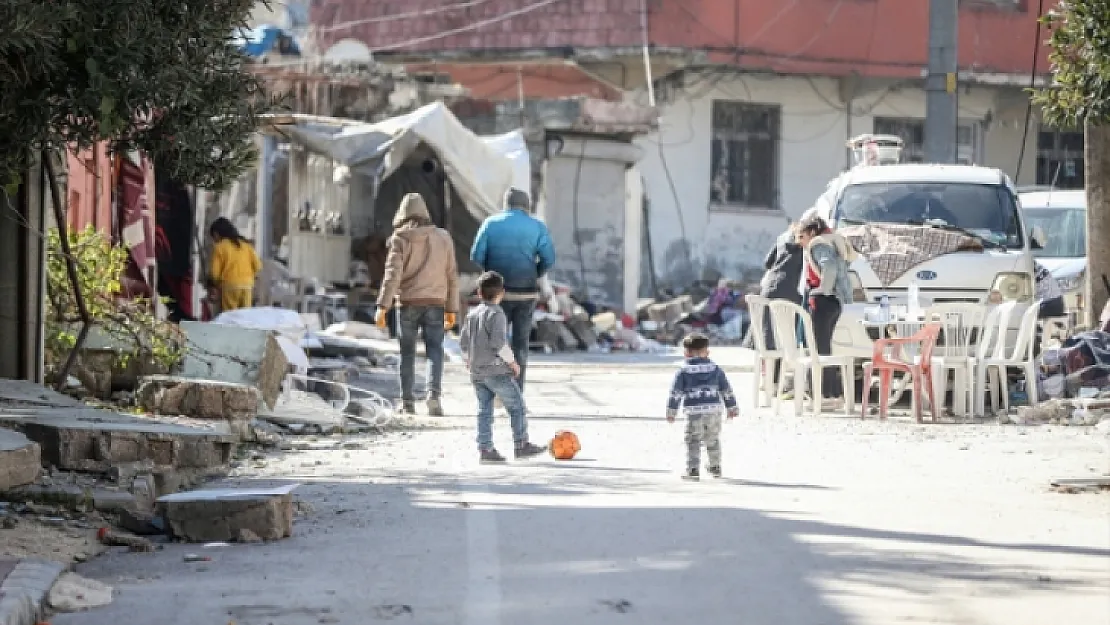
[0,0,274,191]
[1035,0,1110,327]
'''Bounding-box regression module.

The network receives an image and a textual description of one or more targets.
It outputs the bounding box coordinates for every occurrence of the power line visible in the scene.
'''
[318,0,496,32]
[746,1,802,48]
[1015,0,1047,181]
[779,0,844,61]
[320,0,567,53]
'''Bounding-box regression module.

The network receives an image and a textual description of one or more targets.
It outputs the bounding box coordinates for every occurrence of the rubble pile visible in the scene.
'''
[1010,397,1110,426]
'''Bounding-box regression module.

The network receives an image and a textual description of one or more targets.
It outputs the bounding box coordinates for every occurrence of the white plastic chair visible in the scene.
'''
[926,302,988,417]
[768,300,856,417]
[973,301,1041,416]
[744,294,781,409]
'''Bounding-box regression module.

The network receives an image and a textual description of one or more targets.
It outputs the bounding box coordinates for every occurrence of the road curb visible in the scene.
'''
[0,559,65,625]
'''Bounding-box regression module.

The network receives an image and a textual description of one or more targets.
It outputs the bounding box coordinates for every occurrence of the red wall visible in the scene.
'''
[66,144,113,235]
[313,0,1054,79]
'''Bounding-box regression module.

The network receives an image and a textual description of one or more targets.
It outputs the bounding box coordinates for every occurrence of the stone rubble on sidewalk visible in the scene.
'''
[1010,398,1110,426]
[0,558,66,625]
[136,375,263,441]
[155,483,299,543]
[0,429,39,491]
[47,573,114,613]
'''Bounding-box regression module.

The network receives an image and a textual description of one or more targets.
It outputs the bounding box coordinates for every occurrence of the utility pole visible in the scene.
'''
[924,0,958,164]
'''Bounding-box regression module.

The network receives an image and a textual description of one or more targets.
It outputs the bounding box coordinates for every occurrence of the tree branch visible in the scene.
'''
[43,150,91,391]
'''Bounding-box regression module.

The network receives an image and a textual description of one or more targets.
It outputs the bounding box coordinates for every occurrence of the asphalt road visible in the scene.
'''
[55,350,1110,625]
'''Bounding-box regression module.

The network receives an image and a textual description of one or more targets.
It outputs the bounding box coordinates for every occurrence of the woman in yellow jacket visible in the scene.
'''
[208,218,261,311]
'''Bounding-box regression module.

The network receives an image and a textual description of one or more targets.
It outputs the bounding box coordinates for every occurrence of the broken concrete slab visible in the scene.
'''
[47,573,114,613]
[0,379,236,474]
[156,484,299,543]
[180,322,290,409]
[136,376,261,442]
[0,429,40,491]
[0,407,234,474]
[0,558,65,625]
[136,376,262,421]
[2,484,137,514]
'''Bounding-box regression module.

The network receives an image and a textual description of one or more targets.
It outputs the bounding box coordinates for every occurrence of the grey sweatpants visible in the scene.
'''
[684,412,723,471]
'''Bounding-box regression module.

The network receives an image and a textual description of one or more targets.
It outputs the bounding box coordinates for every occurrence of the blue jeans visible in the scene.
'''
[398,305,444,401]
[498,299,535,391]
[474,374,528,451]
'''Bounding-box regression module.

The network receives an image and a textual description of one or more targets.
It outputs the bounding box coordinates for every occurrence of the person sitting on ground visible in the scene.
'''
[208,217,261,312]
[666,332,740,481]
[459,271,547,464]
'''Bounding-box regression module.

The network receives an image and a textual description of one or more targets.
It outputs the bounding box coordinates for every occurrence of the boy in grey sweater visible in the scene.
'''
[460,271,547,463]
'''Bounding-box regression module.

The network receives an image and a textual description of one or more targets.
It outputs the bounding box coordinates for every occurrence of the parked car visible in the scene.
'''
[810,135,1041,358]
[1018,188,1086,321]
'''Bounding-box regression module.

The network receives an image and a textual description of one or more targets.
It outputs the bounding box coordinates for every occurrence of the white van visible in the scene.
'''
[811,136,1040,358]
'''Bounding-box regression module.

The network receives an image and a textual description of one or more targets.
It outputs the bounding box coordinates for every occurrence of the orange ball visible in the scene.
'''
[549,430,581,460]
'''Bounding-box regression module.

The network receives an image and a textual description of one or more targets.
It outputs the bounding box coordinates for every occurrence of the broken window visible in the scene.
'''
[1036,129,1084,189]
[709,101,779,210]
[873,117,979,164]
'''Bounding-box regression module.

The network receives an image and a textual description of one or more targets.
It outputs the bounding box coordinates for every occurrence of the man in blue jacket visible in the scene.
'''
[470,188,556,392]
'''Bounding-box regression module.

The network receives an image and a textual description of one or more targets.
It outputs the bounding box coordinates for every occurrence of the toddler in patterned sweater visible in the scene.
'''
[666,333,739,480]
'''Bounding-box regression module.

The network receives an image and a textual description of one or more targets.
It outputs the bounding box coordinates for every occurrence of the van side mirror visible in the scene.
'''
[1030,225,1046,250]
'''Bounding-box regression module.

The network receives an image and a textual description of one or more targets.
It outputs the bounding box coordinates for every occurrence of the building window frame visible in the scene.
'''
[708,100,781,213]
[1035,127,1084,190]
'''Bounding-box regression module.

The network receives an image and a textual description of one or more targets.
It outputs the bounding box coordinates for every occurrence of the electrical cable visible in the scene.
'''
[1015,0,1046,182]
[314,0,567,53]
[318,0,497,31]
[656,139,692,277]
[778,0,844,61]
[746,0,802,48]
[570,138,590,301]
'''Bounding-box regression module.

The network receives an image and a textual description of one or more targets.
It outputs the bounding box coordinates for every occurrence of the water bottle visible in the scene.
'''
[908,280,921,319]
[879,294,890,322]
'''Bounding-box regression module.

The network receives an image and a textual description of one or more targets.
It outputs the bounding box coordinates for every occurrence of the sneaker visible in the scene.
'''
[682,468,700,481]
[479,448,507,464]
[425,397,444,417]
[401,401,416,415]
[513,442,546,460]
[707,466,722,478]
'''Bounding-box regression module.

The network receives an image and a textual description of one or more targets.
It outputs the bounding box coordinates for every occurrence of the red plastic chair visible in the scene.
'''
[861,323,942,423]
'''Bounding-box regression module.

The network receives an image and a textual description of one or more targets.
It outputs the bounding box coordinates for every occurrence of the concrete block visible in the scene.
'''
[180,322,291,409]
[0,430,39,491]
[156,485,298,542]
[3,484,138,514]
[0,558,65,625]
[6,407,235,474]
[136,375,262,421]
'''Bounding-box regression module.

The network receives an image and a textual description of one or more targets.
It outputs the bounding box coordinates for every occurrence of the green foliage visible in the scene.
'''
[1034,0,1110,128]
[45,227,183,374]
[0,0,278,191]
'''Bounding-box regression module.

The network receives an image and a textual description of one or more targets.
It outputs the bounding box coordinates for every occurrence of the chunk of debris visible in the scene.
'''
[97,527,155,552]
[136,376,263,422]
[236,528,262,543]
[156,484,300,543]
[48,573,114,612]
[0,428,41,490]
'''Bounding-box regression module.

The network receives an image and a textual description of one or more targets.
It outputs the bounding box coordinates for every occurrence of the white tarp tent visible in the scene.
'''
[277,102,525,220]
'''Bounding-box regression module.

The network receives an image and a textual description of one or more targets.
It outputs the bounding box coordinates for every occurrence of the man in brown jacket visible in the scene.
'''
[374,193,459,415]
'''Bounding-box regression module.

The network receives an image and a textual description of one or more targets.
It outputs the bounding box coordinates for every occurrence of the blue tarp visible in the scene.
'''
[236,26,301,58]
